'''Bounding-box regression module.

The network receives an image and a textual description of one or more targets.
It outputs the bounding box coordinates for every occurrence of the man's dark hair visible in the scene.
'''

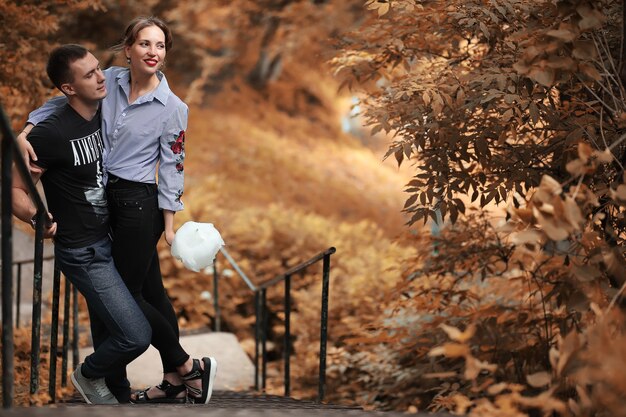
[46,44,89,91]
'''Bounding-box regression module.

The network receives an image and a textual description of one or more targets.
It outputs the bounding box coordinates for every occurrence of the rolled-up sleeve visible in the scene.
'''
[27,96,67,125]
[157,102,188,211]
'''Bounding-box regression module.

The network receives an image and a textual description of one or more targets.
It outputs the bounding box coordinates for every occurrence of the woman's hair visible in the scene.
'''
[112,16,173,52]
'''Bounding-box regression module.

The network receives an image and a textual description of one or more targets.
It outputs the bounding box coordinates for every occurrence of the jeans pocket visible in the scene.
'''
[113,200,145,230]
[56,245,97,270]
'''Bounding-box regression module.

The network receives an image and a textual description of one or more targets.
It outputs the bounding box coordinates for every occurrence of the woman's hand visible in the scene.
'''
[17,125,43,174]
[165,228,176,246]
[163,209,176,246]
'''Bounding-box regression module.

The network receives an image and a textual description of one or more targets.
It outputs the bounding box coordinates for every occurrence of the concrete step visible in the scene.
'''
[79,332,255,391]
[3,405,441,417]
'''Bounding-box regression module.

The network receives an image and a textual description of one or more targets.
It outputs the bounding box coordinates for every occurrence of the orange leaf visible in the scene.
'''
[440,323,476,342]
[526,371,551,387]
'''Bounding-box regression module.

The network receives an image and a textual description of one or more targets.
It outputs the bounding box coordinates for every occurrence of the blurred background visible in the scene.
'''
[5,1,626,415]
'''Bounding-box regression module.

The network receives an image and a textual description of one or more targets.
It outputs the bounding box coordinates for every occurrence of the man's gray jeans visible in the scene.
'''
[54,235,151,378]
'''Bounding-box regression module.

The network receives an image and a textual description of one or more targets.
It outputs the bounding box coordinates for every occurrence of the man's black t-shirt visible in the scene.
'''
[28,104,109,248]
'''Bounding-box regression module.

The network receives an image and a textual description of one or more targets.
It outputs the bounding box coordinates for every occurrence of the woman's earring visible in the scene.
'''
[126,56,131,64]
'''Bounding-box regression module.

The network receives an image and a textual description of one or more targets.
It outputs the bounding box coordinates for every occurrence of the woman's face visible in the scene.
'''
[125,25,166,77]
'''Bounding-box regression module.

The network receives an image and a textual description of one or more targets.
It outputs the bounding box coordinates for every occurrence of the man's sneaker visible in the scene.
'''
[182,357,217,404]
[71,363,118,405]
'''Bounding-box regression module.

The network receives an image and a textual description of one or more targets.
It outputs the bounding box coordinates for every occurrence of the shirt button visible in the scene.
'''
[122,113,126,116]
[114,129,118,133]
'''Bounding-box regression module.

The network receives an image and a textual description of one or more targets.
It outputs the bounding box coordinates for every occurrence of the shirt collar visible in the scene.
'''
[115,69,170,106]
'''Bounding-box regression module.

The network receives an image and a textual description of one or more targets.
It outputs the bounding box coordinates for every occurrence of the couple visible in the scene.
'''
[12,17,217,405]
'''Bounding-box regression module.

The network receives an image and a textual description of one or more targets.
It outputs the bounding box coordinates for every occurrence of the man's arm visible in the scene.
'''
[12,165,56,238]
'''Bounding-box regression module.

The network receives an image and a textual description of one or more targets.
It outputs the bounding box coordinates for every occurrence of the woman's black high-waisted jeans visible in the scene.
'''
[88,175,189,402]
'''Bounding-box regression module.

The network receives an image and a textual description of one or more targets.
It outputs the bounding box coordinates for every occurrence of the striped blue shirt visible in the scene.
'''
[28,66,188,211]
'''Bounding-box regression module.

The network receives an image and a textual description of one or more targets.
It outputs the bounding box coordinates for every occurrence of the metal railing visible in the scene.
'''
[1,102,79,408]
[12,255,54,329]
[212,246,336,402]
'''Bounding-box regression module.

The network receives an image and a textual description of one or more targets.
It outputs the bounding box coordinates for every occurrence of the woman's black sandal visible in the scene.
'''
[133,380,187,404]
[182,357,217,404]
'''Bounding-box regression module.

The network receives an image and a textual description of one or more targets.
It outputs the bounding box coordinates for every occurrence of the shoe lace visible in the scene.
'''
[92,378,111,397]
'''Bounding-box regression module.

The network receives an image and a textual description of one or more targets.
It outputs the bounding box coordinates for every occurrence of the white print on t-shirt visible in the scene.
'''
[95,160,103,188]
[70,130,104,166]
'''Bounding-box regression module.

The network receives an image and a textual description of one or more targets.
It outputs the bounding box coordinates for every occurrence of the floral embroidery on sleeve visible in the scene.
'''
[169,130,185,174]
[175,189,184,204]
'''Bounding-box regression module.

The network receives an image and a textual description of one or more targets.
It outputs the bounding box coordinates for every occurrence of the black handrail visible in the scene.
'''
[1,102,16,409]
[12,255,55,328]
[1,102,74,408]
[213,245,336,402]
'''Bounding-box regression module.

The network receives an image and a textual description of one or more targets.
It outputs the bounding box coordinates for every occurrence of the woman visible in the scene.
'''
[20,16,216,404]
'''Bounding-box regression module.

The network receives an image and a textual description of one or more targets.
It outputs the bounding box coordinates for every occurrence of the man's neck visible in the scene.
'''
[67,97,99,121]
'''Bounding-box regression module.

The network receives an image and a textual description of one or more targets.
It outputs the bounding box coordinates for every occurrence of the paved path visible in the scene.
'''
[0,409,441,417]
[0,391,451,416]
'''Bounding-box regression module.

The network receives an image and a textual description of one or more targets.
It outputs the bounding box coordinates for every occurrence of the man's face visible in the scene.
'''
[63,52,107,102]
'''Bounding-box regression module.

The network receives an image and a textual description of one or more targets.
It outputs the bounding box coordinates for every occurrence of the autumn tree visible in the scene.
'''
[329,0,626,415]
[333,0,615,225]
[0,0,105,129]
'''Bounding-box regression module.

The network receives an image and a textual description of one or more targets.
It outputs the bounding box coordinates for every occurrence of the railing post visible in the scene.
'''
[317,253,331,403]
[261,288,267,392]
[16,263,22,328]
[284,274,291,397]
[1,105,15,409]
[254,291,260,391]
[213,259,220,332]
[48,264,61,402]
[61,276,71,387]
[29,211,46,396]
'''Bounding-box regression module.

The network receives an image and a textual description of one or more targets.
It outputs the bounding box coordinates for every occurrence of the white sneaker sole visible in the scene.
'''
[203,357,218,404]
[71,370,93,405]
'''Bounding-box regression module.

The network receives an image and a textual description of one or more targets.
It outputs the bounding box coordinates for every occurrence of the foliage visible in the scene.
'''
[0,0,104,128]
[332,0,621,227]
[326,0,626,415]
[11,0,626,415]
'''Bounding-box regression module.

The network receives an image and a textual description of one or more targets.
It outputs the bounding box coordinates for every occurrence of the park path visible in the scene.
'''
[1,391,449,417]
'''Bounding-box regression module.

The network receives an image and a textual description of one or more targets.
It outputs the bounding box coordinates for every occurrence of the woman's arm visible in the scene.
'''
[19,96,68,172]
[16,124,38,172]
[163,209,176,245]
[157,102,189,245]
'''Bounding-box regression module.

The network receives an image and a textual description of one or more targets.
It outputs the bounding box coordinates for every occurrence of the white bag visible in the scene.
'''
[171,221,225,272]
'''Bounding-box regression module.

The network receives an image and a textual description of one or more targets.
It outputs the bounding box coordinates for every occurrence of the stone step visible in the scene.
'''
[79,332,254,391]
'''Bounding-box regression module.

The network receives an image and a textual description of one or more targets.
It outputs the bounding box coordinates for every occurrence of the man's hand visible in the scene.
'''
[17,126,43,174]
[43,222,57,239]
[32,212,57,238]
[39,212,57,239]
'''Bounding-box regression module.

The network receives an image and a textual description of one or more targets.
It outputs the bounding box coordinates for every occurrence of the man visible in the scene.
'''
[12,44,151,405]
